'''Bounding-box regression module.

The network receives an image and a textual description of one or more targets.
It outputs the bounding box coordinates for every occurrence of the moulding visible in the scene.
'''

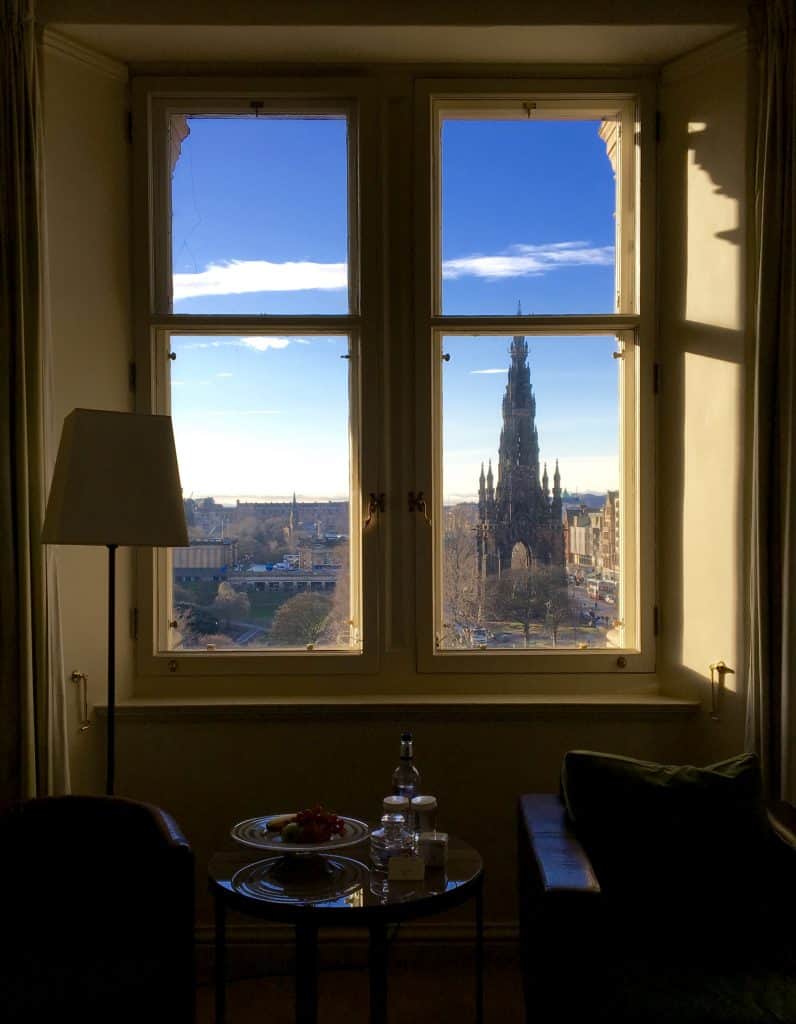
[660,29,748,85]
[105,694,700,721]
[41,27,129,81]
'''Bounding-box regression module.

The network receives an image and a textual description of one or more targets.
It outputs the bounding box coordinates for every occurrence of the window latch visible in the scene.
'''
[408,491,431,524]
[364,492,385,528]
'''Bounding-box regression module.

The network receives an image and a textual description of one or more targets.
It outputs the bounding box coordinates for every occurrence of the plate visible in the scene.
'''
[231,814,370,854]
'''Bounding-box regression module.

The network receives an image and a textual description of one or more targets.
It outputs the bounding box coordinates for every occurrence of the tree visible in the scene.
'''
[486,568,546,647]
[212,581,250,626]
[319,542,351,648]
[269,592,332,648]
[487,565,573,647]
[441,519,480,646]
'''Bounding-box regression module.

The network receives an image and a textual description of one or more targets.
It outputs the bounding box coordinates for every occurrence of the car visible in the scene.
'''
[470,628,489,647]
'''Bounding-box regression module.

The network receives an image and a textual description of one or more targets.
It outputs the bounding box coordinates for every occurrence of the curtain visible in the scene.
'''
[0,0,69,799]
[746,0,796,802]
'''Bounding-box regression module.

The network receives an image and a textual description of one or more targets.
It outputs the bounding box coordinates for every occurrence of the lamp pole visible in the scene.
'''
[107,543,117,795]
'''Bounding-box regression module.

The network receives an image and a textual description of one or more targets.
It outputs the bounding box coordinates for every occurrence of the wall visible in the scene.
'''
[41,35,133,793]
[656,33,750,762]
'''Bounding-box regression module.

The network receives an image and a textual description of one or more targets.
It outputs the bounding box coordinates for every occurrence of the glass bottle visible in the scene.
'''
[391,731,421,800]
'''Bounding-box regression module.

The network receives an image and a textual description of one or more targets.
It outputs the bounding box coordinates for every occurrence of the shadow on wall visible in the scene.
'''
[657,52,748,748]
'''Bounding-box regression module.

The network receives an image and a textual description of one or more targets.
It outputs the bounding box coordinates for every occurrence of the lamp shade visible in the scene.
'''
[42,409,189,547]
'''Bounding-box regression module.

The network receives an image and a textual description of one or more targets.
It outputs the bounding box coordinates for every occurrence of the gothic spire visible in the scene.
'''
[542,462,549,498]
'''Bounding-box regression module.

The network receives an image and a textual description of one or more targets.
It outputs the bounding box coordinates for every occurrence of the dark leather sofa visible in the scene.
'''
[518,755,796,1024]
[0,795,195,1024]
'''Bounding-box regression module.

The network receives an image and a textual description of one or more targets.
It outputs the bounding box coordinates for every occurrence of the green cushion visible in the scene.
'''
[560,750,772,915]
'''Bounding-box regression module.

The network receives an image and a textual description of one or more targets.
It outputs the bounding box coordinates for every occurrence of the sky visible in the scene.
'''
[170,114,619,503]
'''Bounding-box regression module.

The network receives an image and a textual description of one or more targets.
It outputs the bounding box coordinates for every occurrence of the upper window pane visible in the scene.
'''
[170,114,349,315]
[440,113,619,315]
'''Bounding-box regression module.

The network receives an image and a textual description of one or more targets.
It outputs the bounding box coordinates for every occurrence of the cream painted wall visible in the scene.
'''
[42,40,134,793]
[656,36,749,759]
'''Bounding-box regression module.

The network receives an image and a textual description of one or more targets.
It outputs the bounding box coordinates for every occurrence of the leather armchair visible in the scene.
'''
[0,795,195,1024]
[517,793,796,1024]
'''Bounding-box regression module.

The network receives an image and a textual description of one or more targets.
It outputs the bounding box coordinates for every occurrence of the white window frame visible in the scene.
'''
[130,71,656,695]
[131,77,383,679]
[413,79,656,675]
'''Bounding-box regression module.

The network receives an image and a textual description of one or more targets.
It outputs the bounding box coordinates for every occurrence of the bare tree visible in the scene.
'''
[486,568,546,647]
[212,581,250,626]
[441,519,479,646]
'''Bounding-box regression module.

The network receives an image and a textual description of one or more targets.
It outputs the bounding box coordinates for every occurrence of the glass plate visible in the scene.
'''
[231,814,370,854]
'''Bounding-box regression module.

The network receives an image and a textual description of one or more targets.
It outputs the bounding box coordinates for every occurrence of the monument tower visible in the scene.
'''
[476,331,565,578]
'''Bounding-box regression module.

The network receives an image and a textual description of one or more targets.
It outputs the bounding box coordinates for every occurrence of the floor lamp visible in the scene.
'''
[42,409,188,795]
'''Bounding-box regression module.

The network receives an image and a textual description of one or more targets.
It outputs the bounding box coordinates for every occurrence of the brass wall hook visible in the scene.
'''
[708,660,735,721]
[70,671,91,732]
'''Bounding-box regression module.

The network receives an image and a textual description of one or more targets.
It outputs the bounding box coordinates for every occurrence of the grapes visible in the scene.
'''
[283,806,346,843]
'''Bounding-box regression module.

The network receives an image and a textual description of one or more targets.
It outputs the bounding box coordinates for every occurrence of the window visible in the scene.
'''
[134,73,654,686]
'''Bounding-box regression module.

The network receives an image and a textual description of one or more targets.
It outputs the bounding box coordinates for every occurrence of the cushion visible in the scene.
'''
[560,750,775,939]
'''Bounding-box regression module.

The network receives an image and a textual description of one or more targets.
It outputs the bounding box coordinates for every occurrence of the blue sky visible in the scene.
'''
[170,114,619,502]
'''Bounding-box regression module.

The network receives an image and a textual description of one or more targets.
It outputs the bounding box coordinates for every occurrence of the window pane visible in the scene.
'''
[167,334,356,652]
[441,117,618,315]
[170,114,349,314]
[440,334,622,650]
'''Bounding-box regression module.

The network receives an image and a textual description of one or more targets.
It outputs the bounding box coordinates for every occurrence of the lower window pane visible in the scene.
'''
[440,334,623,651]
[166,334,356,652]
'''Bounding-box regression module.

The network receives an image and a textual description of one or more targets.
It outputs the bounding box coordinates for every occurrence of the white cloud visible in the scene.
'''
[171,242,611,301]
[173,259,347,300]
[216,372,233,378]
[470,368,507,375]
[182,337,307,352]
[239,336,292,352]
[442,241,614,281]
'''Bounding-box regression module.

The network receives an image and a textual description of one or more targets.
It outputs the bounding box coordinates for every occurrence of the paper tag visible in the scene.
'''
[388,855,425,881]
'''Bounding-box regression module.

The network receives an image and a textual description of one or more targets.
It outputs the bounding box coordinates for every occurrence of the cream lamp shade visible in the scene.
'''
[42,409,189,547]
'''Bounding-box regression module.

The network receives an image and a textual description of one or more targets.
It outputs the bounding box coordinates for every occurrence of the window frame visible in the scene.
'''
[412,78,656,675]
[130,70,656,695]
[131,76,383,678]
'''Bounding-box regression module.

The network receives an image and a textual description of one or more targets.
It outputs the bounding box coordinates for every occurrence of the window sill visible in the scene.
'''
[101,694,699,721]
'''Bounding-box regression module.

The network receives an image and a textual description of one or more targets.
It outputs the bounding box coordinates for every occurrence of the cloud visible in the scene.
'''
[239,336,291,352]
[182,337,307,352]
[173,259,347,300]
[216,372,233,378]
[470,368,507,375]
[442,241,614,281]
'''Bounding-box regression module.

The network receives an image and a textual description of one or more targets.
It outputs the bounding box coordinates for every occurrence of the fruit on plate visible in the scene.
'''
[282,806,346,844]
[266,813,298,833]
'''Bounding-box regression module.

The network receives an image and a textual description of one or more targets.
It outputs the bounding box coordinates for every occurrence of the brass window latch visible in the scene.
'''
[408,491,431,524]
[364,492,386,528]
[708,660,735,721]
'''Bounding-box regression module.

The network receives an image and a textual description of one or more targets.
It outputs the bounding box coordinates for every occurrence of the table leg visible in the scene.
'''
[295,921,318,1024]
[214,892,227,1024]
[475,875,484,1024]
[369,922,389,1024]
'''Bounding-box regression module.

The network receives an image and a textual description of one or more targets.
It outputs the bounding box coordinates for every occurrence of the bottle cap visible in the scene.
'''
[410,794,437,810]
[383,795,410,812]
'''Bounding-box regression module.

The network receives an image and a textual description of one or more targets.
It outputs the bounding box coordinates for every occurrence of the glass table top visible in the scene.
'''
[209,837,482,916]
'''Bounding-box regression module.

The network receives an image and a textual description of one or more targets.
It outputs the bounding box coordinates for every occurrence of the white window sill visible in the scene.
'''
[99,694,699,721]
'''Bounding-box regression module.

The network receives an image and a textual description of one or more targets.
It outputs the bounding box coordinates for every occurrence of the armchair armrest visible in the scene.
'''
[769,800,796,846]
[518,794,600,896]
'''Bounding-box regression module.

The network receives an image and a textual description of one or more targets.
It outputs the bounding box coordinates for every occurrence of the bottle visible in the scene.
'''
[411,794,437,833]
[392,731,421,800]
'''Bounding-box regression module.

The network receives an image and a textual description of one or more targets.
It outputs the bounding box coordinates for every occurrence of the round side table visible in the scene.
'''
[208,836,484,1024]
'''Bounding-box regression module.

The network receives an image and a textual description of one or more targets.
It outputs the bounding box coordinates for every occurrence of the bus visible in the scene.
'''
[586,578,617,602]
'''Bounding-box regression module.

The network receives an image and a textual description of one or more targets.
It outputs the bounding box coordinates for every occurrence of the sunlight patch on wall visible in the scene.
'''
[680,351,741,689]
